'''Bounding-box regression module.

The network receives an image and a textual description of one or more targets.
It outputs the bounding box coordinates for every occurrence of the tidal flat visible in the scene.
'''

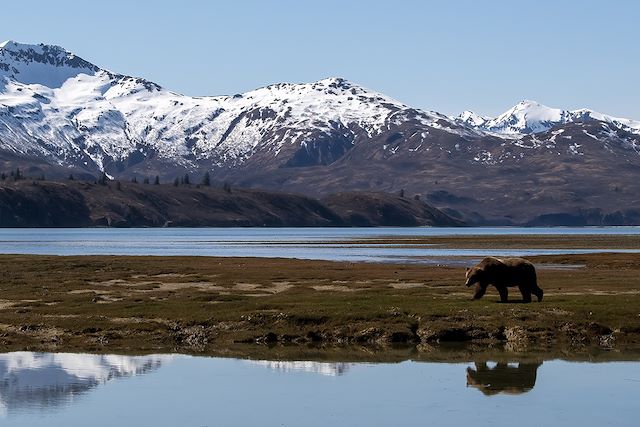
[0,234,638,357]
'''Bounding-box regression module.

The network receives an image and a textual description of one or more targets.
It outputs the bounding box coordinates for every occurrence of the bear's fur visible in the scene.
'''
[465,257,543,303]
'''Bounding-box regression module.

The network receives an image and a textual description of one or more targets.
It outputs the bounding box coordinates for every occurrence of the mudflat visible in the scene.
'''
[322,234,640,249]
[0,235,638,355]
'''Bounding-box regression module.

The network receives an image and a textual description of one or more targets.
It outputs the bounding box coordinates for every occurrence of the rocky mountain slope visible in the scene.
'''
[1,40,640,225]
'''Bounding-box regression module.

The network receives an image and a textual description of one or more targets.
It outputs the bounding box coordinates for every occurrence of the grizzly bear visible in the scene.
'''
[465,257,543,303]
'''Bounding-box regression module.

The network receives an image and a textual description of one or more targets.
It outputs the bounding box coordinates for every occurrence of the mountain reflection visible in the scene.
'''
[250,360,353,376]
[0,352,171,415]
[466,361,542,396]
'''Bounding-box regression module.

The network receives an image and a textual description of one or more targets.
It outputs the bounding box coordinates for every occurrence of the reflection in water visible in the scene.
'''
[466,361,542,396]
[0,352,637,426]
[0,352,171,415]
[250,360,353,376]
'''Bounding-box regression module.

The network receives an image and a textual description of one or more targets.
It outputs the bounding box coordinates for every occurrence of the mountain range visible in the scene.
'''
[1,40,639,225]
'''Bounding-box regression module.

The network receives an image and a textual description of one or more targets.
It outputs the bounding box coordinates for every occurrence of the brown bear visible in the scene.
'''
[465,257,543,303]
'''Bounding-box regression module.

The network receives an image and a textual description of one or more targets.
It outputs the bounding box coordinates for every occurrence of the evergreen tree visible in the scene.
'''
[68,174,74,181]
[98,172,109,185]
[143,177,150,184]
[154,175,160,185]
[399,188,405,198]
[173,177,179,187]
[183,173,190,185]
[131,176,138,184]
[201,171,211,186]
[1,172,6,180]
[116,181,122,191]
[223,181,232,194]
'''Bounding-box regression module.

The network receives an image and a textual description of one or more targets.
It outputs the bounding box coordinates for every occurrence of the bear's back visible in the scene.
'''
[478,257,535,284]
[479,257,534,272]
[500,257,534,269]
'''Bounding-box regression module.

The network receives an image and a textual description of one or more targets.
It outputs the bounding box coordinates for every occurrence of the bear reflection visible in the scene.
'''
[466,361,542,396]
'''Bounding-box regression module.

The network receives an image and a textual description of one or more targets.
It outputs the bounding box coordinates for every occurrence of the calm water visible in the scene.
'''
[0,227,638,264]
[0,352,637,427]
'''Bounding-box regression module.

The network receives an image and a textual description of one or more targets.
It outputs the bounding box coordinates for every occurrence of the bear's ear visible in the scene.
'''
[465,267,470,272]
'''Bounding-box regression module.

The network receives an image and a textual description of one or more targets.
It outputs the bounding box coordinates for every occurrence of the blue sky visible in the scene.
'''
[2,0,639,118]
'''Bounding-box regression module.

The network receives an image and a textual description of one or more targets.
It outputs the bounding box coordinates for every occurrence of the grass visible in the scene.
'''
[0,244,639,356]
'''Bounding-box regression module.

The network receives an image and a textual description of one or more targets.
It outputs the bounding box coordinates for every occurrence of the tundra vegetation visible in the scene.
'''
[0,235,638,358]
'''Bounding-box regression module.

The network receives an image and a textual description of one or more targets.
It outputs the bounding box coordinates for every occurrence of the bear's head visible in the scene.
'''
[465,267,484,287]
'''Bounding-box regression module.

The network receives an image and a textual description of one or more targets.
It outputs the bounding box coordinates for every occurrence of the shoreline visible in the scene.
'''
[2,343,639,364]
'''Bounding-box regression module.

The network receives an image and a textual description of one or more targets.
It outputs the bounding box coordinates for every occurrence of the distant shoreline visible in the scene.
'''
[0,180,461,227]
[0,232,638,262]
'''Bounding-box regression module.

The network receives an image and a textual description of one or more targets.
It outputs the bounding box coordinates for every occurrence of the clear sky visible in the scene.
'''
[2,0,639,118]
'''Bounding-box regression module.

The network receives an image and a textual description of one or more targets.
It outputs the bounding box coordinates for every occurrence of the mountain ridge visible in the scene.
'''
[2,40,640,225]
[456,99,640,136]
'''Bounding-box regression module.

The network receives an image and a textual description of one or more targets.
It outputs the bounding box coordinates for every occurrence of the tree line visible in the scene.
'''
[1,169,232,192]
[0,168,45,182]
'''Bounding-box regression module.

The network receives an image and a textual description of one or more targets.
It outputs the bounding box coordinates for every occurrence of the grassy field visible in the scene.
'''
[0,235,639,356]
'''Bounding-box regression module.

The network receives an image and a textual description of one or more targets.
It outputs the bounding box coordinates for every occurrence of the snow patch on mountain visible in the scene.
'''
[485,100,567,134]
[457,110,489,127]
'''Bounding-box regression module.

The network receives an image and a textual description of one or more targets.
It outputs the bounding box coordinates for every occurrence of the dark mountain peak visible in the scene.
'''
[0,40,98,71]
[0,40,100,87]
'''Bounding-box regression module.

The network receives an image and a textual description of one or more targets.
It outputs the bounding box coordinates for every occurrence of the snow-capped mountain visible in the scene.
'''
[1,39,638,176]
[0,40,466,176]
[2,40,640,225]
[457,100,640,136]
[457,110,490,128]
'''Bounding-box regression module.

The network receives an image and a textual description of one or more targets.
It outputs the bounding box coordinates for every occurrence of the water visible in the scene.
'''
[0,352,637,426]
[0,227,638,264]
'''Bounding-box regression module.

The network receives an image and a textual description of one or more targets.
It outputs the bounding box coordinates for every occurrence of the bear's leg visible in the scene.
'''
[531,280,544,302]
[518,284,532,303]
[497,286,508,303]
[473,283,486,300]
[530,272,543,302]
[475,362,488,371]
